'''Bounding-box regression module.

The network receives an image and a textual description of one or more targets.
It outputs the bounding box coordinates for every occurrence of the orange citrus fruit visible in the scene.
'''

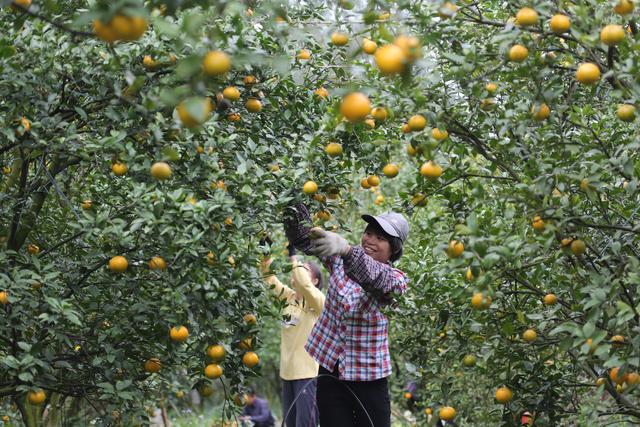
[340,92,371,122]
[576,63,601,84]
[374,44,406,75]
[207,344,226,361]
[204,363,223,379]
[242,351,260,368]
[170,326,189,342]
[108,256,128,273]
[495,386,513,403]
[203,51,231,76]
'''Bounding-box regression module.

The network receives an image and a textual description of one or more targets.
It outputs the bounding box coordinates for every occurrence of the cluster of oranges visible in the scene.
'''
[141,324,259,401]
[93,14,148,43]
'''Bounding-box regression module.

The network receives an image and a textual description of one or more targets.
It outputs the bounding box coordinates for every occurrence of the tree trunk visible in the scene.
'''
[15,394,44,427]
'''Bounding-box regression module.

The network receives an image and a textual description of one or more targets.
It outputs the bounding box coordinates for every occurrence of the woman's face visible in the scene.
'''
[361,226,392,263]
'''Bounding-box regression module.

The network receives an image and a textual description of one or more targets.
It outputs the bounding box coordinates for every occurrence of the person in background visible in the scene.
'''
[403,380,419,413]
[284,203,410,427]
[240,388,275,427]
[261,247,325,427]
[521,411,534,425]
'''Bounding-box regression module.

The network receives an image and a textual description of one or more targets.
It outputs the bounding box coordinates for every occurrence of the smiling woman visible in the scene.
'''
[284,203,410,427]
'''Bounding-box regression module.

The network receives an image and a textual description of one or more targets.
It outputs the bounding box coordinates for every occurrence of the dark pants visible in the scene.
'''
[282,378,318,427]
[317,364,390,427]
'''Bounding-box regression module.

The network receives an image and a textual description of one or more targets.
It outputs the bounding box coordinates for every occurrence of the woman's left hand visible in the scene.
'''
[309,228,351,257]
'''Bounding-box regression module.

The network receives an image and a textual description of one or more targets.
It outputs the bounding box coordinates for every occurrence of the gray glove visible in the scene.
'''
[309,228,351,257]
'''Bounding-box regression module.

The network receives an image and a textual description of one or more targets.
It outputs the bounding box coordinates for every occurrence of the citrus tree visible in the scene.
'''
[380,1,640,426]
[1,0,640,426]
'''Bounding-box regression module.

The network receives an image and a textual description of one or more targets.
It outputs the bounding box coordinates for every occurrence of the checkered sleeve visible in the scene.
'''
[283,203,314,254]
[342,246,408,304]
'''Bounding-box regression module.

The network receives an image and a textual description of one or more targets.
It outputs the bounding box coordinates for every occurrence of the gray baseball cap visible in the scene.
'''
[362,212,409,243]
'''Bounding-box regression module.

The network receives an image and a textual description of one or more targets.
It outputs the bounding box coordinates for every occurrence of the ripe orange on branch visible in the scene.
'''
[508,44,529,62]
[340,92,371,122]
[522,329,537,342]
[238,337,253,350]
[314,87,329,98]
[303,181,318,195]
[362,39,377,54]
[108,256,128,273]
[471,292,491,310]
[17,116,30,133]
[420,161,443,179]
[170,326,189,342]
[222,86,241,101]
[382,164,399,178]
[207,344,226,361]
[204,363,223,379]
[12,0,32,9]
[495,386,513,403]
[150,162,172,180]
[27,390,46,405]
[112,163,128,176]
[297,49,311,60]
[176,97,213,127]
[439,406,456,421]
[485,82,497,93]
[325,143,343,156]
[576,63,601,84]
[374,44,406,75]
[144,358,161,373]
[611,335,625,347]
[431,128,448,141]
[610,367,629,385]
[245,98,262,113]
[570,239,586,255]
[367,175,381,187]
[447,240,464,258]
[203,51,231,76]
[614,0,634,15]
[371,107,388,121]
[408,114,426,131]
[94,14,148,43]
[142,55,159,70]
[243,313,257,325]
[549,15,571,33]
[600,25,625,45]
[515,7,539,26]
[531,215,545,231]
[331,32,349,46]
[148,257,167,271]
[393,35,421,62]
[617,104,636,122]
[242,351,260,368]
[531,103,550,121]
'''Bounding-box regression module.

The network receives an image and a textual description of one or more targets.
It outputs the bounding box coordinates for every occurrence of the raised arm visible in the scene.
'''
[291,257,325,313]
[342,246,408,304]
[261,257,296,303]
[283,203,315,254]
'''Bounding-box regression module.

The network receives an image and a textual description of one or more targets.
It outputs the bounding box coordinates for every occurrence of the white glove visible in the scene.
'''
[309,227,351,257]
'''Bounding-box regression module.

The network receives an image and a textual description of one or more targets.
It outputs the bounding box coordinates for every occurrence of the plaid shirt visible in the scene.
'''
[285,204,408,381]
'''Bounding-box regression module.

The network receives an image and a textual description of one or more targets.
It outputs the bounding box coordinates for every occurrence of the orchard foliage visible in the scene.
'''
[0,0,640,426]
